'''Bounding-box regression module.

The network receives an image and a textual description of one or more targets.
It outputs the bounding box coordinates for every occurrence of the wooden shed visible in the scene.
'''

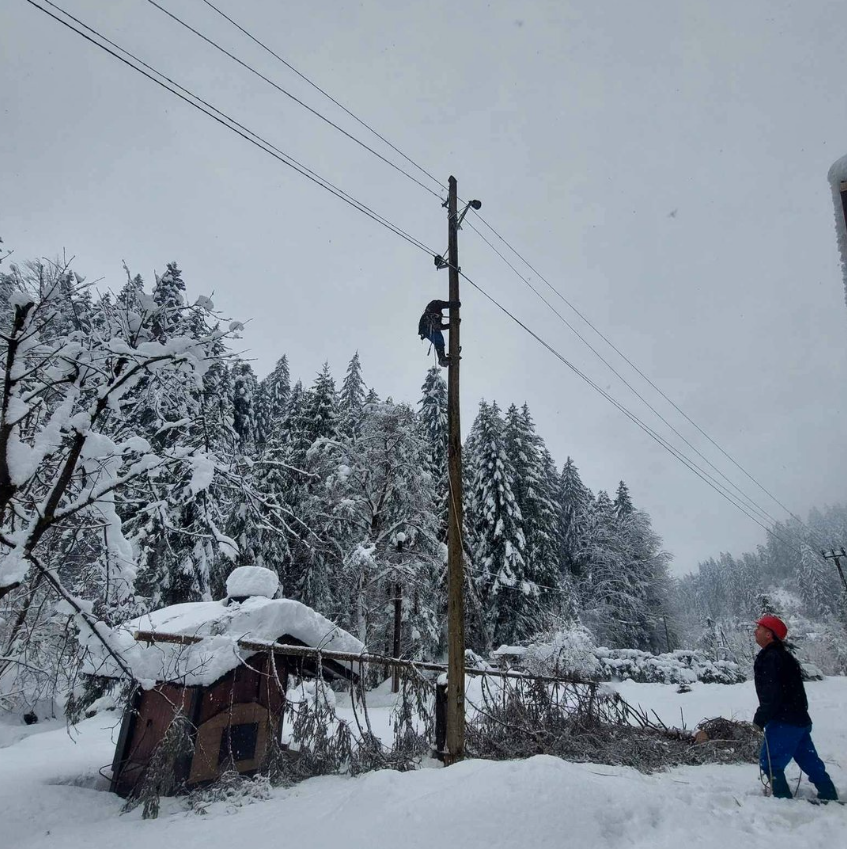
[87,566,363,798]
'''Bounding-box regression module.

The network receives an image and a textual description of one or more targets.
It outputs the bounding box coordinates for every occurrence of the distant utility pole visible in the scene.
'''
[821,547,847,594]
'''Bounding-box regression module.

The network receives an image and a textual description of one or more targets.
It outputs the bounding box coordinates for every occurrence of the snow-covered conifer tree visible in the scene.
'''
[150,261,187,340]
[304,363,338,444]
[338,352,367,437]
[616,505,672,651]
[416,366,448,538]
[254,355,290,448]
[465,401,530,648]
[556,457,592,585]
[231,360,258,450]
[503,404,564,626]
[614,480,634,518]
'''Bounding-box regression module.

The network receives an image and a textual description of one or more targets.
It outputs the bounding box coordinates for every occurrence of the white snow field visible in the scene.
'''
[1,677,845,849]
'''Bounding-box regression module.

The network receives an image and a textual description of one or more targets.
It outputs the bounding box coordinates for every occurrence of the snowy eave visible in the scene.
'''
[83,596,364,689]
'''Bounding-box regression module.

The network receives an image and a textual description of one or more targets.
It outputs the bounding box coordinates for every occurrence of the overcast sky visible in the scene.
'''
[3,0,847,574]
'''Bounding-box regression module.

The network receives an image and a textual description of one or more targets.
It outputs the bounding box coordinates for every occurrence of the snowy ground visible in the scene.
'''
[1,678,845,849]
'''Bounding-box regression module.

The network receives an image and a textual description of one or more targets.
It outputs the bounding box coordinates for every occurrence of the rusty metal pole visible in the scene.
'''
[445,175,465,764]
[392,535,406,693]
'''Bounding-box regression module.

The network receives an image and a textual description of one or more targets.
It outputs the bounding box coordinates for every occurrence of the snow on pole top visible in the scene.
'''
[827,154,847,307]
[226,565,280,599]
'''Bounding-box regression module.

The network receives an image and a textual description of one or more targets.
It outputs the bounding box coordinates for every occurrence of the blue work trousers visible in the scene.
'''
[425,330,445,349]
[760,722,837,800]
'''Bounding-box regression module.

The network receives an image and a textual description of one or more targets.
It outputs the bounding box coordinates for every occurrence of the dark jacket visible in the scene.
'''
[753,641,811,728]
[418,300,459,339]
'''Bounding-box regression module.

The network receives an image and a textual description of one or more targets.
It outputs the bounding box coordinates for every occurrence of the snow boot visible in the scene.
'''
[814,777,839,803]
[435,346,450,368]
[769,771,792,799]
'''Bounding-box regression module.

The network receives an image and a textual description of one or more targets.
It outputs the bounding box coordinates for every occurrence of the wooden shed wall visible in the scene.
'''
[111,683,196,797]
[111,652,289,798]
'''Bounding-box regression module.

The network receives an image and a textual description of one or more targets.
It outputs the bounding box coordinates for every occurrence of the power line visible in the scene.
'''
[198,0,447,196]
[469,210,804,527]
[464,218,833,556]
[21,0,817,559]
[144,0,443,201]
[465,219,782,530]
[455,267,808,553]
[25,0,437,259]
[187,0,810,538]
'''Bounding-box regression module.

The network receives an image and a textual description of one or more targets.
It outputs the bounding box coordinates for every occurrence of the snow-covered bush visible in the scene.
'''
[493,630,745,685]
[521,624,601,679]
[594,648,745,685]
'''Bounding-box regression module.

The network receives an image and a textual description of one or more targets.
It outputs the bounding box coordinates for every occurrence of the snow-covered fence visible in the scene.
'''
[116,629,755,815]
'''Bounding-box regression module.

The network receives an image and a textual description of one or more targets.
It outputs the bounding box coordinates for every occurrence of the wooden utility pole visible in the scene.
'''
[445,175,465,765]
[821,547,847,594]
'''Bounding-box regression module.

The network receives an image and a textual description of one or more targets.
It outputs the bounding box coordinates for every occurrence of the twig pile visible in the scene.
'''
[688,717,760,765]
[464,677,759,772]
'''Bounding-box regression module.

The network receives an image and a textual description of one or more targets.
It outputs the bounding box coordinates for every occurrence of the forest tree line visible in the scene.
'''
[673,504,847,670]
[0,258,674,712]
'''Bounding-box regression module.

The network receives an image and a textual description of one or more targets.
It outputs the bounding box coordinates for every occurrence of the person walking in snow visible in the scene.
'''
[418,299,460,367]
[753,614,838,802]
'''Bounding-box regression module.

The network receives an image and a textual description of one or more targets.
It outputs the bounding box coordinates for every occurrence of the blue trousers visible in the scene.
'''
[760,722,837,800]
[425,330,445,349]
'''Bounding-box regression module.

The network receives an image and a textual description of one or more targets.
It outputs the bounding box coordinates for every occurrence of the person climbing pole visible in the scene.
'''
[753,614,839,802]
[418,299,460,367]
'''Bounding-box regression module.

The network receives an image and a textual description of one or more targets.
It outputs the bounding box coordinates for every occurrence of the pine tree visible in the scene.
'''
[242,376,313,601]
[254,355,290,448]
[465,401,529,648]
[556,457,591,584]
[303,363,338,445]
[616,507,672,651]
[614,481,634,518]
[231,360,258,449]
[503,404,563,625]
[583,485,675,651]
[116,270,146,315]
[757,592,782,617]
[338,352,367,437]
[269,370,337,609]
[416,366,448,538]
[151,261,187,340]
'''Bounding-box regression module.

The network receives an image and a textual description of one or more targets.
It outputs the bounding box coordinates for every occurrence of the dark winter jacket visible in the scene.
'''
[753,641,811,728]
[418,300,460,339]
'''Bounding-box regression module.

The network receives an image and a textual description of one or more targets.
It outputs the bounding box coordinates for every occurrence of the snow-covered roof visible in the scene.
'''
[827,154,847,307]
[83,595,364,689]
